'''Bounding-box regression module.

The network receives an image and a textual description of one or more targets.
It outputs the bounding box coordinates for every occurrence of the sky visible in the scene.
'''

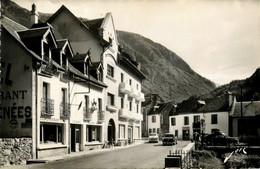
[13,0,260,85]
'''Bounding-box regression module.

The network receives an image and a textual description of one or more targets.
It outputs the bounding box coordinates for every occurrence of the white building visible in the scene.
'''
[169,94,234,140]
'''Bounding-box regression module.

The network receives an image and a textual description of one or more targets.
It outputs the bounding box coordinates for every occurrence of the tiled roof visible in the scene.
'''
[83,18,104,35]
[232,101,260,117]
[176,94,231,113]
[18,27,49,39]
[148,102,177,116]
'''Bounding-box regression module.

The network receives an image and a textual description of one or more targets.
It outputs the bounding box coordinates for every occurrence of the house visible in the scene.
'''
[142,94,164,137]
[147,102,176,138]
[169,93,234,140]
[47,5,146,145]
[0,8,107,159]
[230,100,260,144]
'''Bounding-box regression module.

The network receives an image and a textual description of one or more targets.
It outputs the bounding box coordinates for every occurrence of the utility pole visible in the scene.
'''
[240,85,243,141]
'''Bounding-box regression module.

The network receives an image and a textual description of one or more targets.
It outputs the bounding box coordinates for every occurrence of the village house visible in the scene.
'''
[169,93,235,140]
[230,100,260,144]
[47,5,146,146]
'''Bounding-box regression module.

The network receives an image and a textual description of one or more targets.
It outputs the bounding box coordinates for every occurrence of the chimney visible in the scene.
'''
[30,4,38,26]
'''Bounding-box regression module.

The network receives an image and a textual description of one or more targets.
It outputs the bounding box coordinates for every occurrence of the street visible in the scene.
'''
[4,141,190,169]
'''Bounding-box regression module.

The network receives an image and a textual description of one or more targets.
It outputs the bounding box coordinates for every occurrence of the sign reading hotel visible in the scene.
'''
[0,57,33,137]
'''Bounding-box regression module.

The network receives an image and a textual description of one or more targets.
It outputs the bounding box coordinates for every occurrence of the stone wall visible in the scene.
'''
[0,138,32,167]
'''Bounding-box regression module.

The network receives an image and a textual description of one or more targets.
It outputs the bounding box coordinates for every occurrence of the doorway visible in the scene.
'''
[108,119,115,143]
[71,124,81,152]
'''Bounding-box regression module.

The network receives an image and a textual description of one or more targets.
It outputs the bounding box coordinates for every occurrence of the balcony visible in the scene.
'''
[106,105,118,112]
[41,98,54,116]
[119,108,130,119]
[98,110,105,123]
[128,87,138,99]
[83,107,92,121]
[136,92,145,102]
[119,82,131,94]
[60,102,70,118]
[193,122,201,129]
[136,113,143,121]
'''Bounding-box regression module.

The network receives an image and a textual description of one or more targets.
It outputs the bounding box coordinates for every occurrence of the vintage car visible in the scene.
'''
[205,131,239,146]
[162,133,177,145]
[148,133,159,143]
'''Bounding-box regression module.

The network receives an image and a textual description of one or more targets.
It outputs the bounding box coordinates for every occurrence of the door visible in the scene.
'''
[128,127,133,143]
[183,129,190,140]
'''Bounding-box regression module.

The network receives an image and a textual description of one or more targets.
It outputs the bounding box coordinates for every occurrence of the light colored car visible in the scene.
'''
[148,133,159,143]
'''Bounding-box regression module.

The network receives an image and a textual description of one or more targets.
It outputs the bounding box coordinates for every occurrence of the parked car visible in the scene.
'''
[205,131,239,146]
[148,133,159,143]
[162,133,177,145]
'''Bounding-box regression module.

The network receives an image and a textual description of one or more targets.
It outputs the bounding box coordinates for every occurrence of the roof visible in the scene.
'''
[83,18,104,35]
[176,94,231,114]
[148,102,177,116]
[68,63,107,88]
[1,16,42,61]
[47,5,109,46]
[18,27,49,39]
[232,101,260,117]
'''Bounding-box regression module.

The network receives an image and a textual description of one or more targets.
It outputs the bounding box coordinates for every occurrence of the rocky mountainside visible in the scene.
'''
[1,0,216,103]
[201,68,260,101]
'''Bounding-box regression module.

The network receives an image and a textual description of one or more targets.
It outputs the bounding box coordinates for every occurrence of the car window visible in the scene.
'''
[165,134,174,137]
[149,133,157,136]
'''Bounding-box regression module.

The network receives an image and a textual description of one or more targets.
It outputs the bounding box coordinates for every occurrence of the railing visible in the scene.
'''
[98,110,105,123]
[167,150,193,169]
[41,98,54,116]
[83,107,92,121]
[60,102,70,118]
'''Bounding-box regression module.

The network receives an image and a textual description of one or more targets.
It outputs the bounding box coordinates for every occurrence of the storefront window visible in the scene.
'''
[119,125,125,139]
[40,123,63,144]
[86,125,101,142]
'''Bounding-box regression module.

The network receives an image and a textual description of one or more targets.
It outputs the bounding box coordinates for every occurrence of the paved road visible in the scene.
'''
[4,141,190,169]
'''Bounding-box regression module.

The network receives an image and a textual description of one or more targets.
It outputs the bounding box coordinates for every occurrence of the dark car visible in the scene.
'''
[162,133,177,145]
[205,131,239,146]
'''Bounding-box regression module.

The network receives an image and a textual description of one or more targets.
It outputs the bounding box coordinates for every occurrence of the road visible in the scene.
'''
[5,141,190,169]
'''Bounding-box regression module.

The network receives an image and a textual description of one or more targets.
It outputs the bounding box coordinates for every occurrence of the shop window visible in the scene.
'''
[149,128,152,134]
[171,118,176,126]
[211,114,218,124]
[119,125,125,139]
[152,116,156,123]
[184,116,189,125]
[107,64,114,77]
[175,130,178,138]
[136,126,140,138]
[40,124,63,144]
[86,126,101,142]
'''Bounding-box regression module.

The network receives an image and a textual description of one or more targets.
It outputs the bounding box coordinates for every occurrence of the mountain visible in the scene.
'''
[1,0,216,103]
[201,68,260,101]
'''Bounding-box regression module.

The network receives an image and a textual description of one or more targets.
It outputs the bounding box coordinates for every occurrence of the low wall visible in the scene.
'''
[0,138,32,167]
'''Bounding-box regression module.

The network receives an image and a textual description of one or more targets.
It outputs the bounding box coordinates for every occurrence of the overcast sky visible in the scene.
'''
[13,0,260,85]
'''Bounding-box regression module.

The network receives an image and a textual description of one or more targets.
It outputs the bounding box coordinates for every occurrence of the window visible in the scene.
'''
[153,128,156,133]
[194,115,200,123]
[107,93,115,106]
[85,95,89,108]
[119,125,125,139]
[40,124,63,144]
[107,64,114,77]
[136,126,140,138]
[86,125,101,142]
[175,130,178,138]
[211,114,218,124]
[184,116,189,125]
[157,128,159,134]
[121,73,124,83]
[129,101,132,111]
[136,84,138,90]
[149,129,152,134]
[98,98,102,111]
[136,104,139,113]
[171,118,176,126]
[129,79,132,86]
[152,116,156,123]
[43,82,49,99]
[121,98,124,108]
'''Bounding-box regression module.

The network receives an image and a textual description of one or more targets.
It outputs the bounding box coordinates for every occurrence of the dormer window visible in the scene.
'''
[43,42,51,62]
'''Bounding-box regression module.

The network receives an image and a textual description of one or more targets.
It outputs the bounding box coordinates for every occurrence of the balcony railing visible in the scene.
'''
[119,82,131,94]
[98,110,105,123]
[60,102,70,118]
[41,98,54,116]
[193,122,201,128]
[83,107,92,121]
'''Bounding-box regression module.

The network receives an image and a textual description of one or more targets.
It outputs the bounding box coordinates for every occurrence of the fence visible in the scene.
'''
[166,150,193,169]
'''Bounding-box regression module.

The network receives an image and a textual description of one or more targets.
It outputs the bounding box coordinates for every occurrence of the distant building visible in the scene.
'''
[230,100,260,144]
[169,93,235,140]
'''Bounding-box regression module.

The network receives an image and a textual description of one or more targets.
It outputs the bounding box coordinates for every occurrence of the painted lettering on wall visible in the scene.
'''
[0,90,27,100]
[0,62,13,86]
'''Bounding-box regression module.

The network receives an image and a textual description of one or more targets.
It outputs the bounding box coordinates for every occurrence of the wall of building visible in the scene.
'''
[0,29,33,137]
[148,114,161,135]
[169,111,229,140]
